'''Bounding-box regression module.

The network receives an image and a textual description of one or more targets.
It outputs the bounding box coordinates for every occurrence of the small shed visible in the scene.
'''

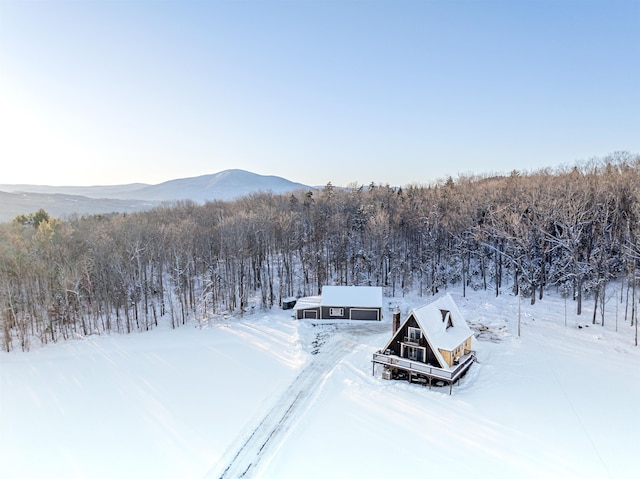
[282,297,297,310]
[294,286,383,320]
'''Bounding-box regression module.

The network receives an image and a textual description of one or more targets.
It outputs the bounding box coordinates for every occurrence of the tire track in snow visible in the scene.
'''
[207,321,387,479]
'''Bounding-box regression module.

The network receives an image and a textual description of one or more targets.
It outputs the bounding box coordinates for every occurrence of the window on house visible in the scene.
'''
[408,327,422,342]
[407,346,424,362]
[329,307,344,317]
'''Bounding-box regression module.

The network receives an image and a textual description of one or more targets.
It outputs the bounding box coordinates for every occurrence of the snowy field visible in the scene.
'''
[1,289,639,479]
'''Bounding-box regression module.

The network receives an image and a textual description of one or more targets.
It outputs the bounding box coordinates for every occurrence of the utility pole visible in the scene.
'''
[615,287,618,332]
[518,294,521,338]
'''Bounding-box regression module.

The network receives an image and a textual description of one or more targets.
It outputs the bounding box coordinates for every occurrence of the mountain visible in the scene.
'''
[0,170,310,222]
[117,169,310,203]
[0,191,159,223]
[0,183,150,199]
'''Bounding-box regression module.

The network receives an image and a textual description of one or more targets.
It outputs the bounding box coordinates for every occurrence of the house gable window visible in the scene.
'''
[407,326,422,343]
[404,326,422,345]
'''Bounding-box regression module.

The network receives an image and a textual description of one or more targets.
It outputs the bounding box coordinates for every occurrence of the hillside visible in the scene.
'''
[0,169,310,222]
[0,190,159,223]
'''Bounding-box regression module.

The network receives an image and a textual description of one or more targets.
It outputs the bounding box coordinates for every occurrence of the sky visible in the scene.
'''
[1,0,638,188]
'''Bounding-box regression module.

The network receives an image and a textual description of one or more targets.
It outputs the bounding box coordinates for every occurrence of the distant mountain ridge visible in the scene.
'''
[119,169,309,203]
[0,169,310,222]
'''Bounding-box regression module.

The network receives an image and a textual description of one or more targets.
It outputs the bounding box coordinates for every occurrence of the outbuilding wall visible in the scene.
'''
[319,306,381,320]
[296,307,320,319]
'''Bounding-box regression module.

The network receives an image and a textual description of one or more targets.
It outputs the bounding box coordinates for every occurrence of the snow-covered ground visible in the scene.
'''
[1,289,639,478]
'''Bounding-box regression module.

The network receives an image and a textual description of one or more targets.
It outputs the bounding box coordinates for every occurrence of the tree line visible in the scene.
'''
[1,152,639,351]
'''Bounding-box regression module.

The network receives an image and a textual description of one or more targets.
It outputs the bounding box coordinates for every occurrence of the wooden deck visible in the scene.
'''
[371,350,476,394]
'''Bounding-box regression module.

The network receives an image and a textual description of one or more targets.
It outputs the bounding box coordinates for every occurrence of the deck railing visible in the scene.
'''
[372,350,476,382]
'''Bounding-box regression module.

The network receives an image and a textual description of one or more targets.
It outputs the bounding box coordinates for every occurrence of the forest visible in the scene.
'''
[1,152,639,352]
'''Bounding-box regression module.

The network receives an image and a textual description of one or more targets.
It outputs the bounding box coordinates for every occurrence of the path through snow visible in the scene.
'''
[206,321,387,479]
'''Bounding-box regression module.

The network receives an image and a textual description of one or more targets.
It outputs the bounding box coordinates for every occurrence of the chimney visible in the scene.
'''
[392,308,401,334]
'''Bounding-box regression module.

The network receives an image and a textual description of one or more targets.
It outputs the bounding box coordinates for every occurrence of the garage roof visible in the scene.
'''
[320,286,383,308]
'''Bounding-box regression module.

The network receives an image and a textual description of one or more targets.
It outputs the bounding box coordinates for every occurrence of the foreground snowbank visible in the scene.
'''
[1,290,638,478]
[0,316,303,478]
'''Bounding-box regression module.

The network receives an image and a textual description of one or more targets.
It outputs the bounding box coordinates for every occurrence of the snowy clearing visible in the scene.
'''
[1,289,639,479]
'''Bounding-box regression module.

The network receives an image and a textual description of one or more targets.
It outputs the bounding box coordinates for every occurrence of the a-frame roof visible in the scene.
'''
[382,294,473,370]
[412,294,473,351]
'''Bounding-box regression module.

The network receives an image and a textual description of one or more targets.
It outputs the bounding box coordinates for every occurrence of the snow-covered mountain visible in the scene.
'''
[118,169,310,203]
[0,170,310,222]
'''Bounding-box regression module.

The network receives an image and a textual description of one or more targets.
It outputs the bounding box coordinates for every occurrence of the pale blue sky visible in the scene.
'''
[1,0,638,187]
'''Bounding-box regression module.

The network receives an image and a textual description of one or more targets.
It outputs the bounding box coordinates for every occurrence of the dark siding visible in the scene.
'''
[386,315,439,366]
[321,306,349,319]
[350,308,380,320]
[304,309,319,319]
[297,308,320,319]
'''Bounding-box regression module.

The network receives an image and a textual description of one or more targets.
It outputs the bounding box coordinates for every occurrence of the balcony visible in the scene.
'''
[371,349,476,393]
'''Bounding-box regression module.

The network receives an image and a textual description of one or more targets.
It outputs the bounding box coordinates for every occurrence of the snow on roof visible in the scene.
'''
[379,294,473,370]
[292,296,321,311]
[320,286,382,308]
[411,294,473,353]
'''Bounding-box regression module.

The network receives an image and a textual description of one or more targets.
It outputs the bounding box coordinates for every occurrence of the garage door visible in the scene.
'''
[303,309,318,319]
[350,308,379,320]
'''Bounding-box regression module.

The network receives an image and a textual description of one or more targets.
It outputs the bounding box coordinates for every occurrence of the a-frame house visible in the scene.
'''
[372,294,476,393]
